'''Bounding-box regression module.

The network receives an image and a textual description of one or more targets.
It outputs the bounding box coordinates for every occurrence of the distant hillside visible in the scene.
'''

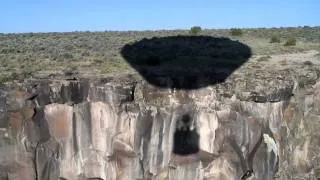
[0,27,319,82]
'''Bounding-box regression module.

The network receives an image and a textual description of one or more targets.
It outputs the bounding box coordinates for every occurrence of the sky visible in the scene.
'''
[0,0,319,33]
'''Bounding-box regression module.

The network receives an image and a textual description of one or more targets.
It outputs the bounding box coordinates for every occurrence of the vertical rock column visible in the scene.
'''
[44,104,75,179]
[6,91,37,180]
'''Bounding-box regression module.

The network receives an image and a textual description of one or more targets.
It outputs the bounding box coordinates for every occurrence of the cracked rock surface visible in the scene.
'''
[0,51,320,179]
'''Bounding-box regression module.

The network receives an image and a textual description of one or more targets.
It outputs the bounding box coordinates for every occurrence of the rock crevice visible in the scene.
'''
[0,65,319,179]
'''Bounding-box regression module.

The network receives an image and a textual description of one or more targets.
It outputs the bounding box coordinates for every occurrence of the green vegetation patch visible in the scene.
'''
[269,36,281,43]
[284,37,297,46]
[230,28,243,36]
[189,26,202,35]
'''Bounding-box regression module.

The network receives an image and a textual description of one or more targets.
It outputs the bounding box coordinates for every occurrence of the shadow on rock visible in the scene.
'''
[121,35,252,89]
[173,114,199,155]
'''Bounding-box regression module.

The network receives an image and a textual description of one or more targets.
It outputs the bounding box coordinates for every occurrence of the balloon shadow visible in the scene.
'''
[121,35,252,90]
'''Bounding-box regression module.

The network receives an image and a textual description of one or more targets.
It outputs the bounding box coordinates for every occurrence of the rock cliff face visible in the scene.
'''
[1,51,320,180]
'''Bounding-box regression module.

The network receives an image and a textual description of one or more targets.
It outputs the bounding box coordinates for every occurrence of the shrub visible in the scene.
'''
[60,52,74,59]
[269,36,281,43]
[0,76,10,83]
[189,26,202,35]
[257,55,271,62]
[94,59,103,64]
[303,61,313,66]
[284,37,296,46]
[230,28,243,36]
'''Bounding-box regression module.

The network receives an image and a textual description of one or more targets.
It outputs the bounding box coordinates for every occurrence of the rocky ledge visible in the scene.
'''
[0,51,320,180]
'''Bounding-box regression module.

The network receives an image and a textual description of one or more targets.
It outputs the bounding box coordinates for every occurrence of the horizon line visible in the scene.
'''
[1,25,319,35]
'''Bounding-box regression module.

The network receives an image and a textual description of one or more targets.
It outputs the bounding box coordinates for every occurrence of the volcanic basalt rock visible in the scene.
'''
[0,51,320,179]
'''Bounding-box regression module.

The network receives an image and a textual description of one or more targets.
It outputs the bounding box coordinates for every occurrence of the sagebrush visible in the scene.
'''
[230,28,243,36]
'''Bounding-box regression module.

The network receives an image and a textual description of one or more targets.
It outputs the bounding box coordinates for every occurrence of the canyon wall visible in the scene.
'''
[0,63,320,180]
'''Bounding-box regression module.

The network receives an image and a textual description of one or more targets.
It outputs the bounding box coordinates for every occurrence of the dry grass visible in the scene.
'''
[0,27,319,81]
